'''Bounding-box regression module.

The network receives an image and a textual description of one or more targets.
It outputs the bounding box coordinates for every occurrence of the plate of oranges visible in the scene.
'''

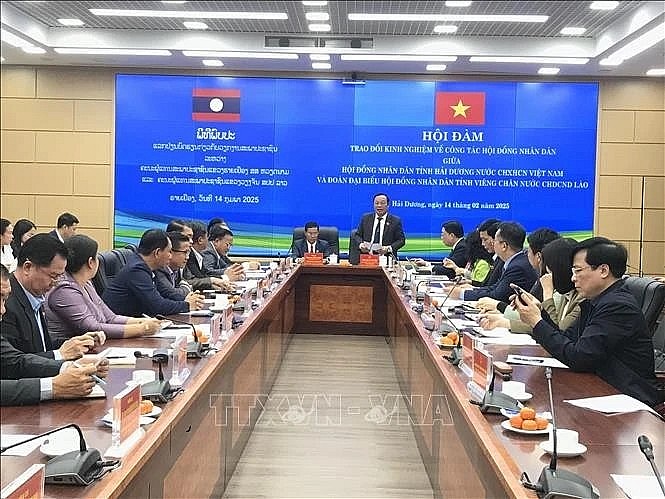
[500,406,551,435]
[435,332,458,348]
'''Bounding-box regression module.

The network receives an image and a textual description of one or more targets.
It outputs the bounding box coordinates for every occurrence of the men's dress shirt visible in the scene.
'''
[2,275,58,359]
[102,252,189,317]
[462,251,538,302]
[0,335,64,406]
[291,239,332,258]
[532,280,662,407]
[352,212,406,255]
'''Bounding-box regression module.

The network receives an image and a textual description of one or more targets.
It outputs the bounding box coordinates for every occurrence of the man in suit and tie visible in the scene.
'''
[154,231,200,300]
[202,225,246,278]
[48,212,79,243]
[0,264,108,406]
[479,219,503,286]
[184,221,241,290]
[432,220,467,278]
[460,221,539,302]
[2,234,98,358]
[352,193,406,258]
[292,221,332,259]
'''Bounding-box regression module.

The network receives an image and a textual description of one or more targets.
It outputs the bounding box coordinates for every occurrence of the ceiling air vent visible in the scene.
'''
[265,36,373,49]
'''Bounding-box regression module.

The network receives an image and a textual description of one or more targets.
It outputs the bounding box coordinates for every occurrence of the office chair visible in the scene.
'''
[91,253,110,295]
[291,226,339,255]
[348,229,360,265]
[623,276,665,337]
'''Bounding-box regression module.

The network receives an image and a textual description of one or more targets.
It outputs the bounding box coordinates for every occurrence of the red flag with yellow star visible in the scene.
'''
[435,92,485,125]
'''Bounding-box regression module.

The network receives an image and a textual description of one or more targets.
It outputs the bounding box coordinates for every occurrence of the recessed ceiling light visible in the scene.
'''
[162,1,187,3]
[309,23,331,31]
[538,67,560,75]
[341,54,457,62]
[312,62,331,69]
[0,29,34,48]
[601,23,665,64]
[560,27,586,35]
[426,64,447,71]
[57,18,85,26]
[433,25,458,34]
[310,53,330,61]
[182,50,299,59]
[89,8,288,20]
[22,46,46,54]
[470,56,588,64]
[589,1,619,10]
[306,12,330,21]
[202,59,224,67]
[54,48,172,56]
[348,13,548,23]
[445,1,472,6]
[646,68,665,76]
[302,1,328,6]
[184,21,208,29]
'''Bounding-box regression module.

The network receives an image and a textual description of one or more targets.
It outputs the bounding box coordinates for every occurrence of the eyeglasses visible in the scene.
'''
[571,265,594,275]
[172,249,190,255]
[37,267,65,282]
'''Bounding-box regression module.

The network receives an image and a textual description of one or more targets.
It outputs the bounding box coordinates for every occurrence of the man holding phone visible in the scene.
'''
[512,237,662,409]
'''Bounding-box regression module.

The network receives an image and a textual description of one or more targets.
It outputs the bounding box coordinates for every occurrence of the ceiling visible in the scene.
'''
[1,1,664,78]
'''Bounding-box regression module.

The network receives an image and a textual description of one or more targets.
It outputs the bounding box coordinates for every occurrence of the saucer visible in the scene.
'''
[101,412,156,427]
[501,419,551,435]
[539,440,587,457]
[502,391,533,402]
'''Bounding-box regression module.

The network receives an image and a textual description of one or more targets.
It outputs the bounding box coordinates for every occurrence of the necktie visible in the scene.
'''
[373,217,383,245]
[309,243,315,253]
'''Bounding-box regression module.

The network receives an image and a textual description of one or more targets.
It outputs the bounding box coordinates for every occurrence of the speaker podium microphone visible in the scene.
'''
[155,314,204,358]
[521,368,599,498]
[638,434,665,496]
[0,424,118,485]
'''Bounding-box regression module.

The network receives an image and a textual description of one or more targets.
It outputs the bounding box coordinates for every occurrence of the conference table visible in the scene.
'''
[1,264,663,498]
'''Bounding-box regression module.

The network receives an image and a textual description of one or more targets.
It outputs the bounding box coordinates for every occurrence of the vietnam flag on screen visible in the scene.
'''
[435,92,485,125]
[192,88,241,122]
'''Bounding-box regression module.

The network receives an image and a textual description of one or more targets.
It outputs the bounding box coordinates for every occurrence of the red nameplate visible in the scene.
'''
[359,254,380,266]
[303,252,324,265]
[1,464,44,499]
[473,348,492,390]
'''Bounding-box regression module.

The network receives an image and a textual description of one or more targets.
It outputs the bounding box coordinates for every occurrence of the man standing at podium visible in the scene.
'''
[352,193,405,257]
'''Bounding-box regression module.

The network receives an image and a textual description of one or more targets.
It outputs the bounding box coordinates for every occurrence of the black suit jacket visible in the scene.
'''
[154,267,190,300]
[0,335,63,406]
[3,275,55,357]
[201,243,233,277]
[292,239,331,258]
[433,238,467,278]
[484,256,504,287]
[463,251,539,302]
[183,251,214,291]
[47,229,62,242]
[352,213,406,254]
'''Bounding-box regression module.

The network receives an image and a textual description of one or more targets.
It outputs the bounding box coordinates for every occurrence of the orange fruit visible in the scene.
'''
[440,337,455,346]
[140,400,154,415]
[447,332,459,343]
[519,407,536,420]
[509,415,523,429]
[521,419,538,431]
[535,417,549,430]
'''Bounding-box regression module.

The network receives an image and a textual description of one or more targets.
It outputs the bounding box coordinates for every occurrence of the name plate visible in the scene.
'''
[114,383,141,444]
[472,347,493,391]
[359,254,380,266]
[209,313,221,345]
[461,332,475,376]
[223,304,234,334]
[1,464,44,499]
[303,252,324,265]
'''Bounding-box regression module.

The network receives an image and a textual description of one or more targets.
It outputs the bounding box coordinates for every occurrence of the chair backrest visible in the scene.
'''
[623,276,665,337]
[91,253,109,295]
[348,229,360,265]
[291,226,340,254]
[113,247,136,266]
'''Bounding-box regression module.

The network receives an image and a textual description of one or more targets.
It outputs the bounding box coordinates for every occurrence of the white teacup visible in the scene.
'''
[379,255,388,267]
[502,381,527,398]
[328,253,338,265]
[131,369,156,385]
[548,428,579,451]
[214,294,229,309]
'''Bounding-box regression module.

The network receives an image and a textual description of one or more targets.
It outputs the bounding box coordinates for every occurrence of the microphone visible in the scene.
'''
[468,366,521,414]
[1,424,113,486]
[156,314,203,358]
[521,367,599,498]
[638,435,665,496]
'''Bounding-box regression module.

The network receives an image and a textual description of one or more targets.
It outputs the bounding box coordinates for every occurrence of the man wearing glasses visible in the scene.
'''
[352,193,406,258]
[154,231,205,305]
[514,237,662,409]
[2,234,98,358]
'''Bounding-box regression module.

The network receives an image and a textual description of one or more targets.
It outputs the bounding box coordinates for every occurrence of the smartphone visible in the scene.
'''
[510,284,526,302]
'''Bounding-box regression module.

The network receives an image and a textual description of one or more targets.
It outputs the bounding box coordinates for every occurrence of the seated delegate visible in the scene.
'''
[45,234,162,342]
[291,221,332,259]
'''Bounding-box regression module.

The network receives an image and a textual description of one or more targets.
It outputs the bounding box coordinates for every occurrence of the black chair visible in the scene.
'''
[348,229,360,265]
[291,226,339,255]
[91,250,129,295]
[623,276,665,337]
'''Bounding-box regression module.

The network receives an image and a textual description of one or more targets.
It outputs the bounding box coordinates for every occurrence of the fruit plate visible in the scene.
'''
[500,408,551,420]
[500,419,551,435]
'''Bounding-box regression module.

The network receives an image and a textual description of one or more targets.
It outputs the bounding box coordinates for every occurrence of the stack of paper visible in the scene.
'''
[476,335,537,346]
[611,474,665,498]
[564,394,658,416]
[506,354,569,368]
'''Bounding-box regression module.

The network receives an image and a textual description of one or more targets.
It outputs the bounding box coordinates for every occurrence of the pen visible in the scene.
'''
[513,357,544,363]
[73,360,107,386]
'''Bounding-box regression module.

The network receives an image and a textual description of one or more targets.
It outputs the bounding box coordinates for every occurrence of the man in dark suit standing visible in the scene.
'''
[2,234,97,358]
[432,220,467,278]
[0,264,107,406]
[292,221,332,258]
[352,193,405,259]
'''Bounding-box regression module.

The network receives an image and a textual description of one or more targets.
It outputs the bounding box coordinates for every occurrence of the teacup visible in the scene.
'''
[548,428,579,451]
[214,295,229,309]
[328,254,338,265]
[131,370,156,385]
[502,380,527,398]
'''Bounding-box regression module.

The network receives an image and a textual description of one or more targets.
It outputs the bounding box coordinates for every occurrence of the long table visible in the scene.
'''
[1,264,663,498]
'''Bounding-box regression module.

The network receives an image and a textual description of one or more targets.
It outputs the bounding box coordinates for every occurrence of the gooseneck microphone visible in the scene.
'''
[638,435,665,496]
[1,424,113,486]
[521,367,599,498]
